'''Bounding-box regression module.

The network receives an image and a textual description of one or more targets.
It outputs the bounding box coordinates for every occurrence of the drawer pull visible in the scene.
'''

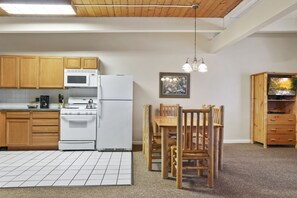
[288,119,294,121]
[288,129,294,132]
[270,119,276,121]
[288,139,294,141]
[270,139,276,141]
[270,129,277,131]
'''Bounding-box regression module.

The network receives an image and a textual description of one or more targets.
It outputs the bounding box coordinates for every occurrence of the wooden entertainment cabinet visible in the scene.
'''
[251,72,297,148]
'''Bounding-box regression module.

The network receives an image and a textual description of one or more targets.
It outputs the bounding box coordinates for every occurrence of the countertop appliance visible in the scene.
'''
[40,95,49,109]
[59,97,97,151]
[97,75,133,151]
[64,69,98,88]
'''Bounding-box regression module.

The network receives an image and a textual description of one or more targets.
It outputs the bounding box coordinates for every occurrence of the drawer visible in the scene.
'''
[267,134,295,145]
[32,126,59,133]
[267,125,295,135]
[32,133,59,146]
[267,114,295,124]
[32,119,59,126]
[6,112,30,119]
[32,112,59,119]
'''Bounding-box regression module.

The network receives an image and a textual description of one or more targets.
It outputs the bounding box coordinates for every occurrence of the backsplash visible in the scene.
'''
[0,88,97,104]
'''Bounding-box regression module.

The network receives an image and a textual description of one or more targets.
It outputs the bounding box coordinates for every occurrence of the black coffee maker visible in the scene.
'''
[40,95,49,109]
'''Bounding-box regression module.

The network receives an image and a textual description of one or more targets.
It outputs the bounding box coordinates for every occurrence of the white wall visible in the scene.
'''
[0,33,296,143]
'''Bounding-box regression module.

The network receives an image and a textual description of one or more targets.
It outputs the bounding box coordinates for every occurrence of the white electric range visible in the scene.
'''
[59,97,97,151]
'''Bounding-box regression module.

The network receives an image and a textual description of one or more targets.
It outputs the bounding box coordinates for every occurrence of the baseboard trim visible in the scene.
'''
[224,139,251,144]
[133,140,251,144]
[133,141,142,145]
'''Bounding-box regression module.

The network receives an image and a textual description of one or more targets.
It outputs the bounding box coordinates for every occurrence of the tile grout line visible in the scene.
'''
[82,151,103,186]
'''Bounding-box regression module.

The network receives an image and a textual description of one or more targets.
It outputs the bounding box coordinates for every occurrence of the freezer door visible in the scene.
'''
[99,75,133,100]
[97,101,132,151]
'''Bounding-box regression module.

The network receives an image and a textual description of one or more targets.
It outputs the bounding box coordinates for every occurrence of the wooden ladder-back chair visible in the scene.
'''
[158,104,179,136]
[202,105,225,171]
[171,106,215,189]
[214,106,224,171]
[143,105,175,171]
[160,103,179,116]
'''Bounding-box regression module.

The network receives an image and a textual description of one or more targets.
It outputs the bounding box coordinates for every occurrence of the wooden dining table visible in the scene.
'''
[154,116,223,179]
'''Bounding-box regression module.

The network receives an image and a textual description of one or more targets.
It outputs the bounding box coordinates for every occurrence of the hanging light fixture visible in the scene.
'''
[182,4,208,73]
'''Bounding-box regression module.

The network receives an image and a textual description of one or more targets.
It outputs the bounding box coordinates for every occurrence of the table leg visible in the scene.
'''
[161,127,168,179]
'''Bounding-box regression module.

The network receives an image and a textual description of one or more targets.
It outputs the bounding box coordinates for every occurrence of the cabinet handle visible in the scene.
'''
[270,139,276,141]
[288,119,294,121]
[288,129,294,132]
[288,139,294,141]
[270,129,277,131]
[270,119,276,121]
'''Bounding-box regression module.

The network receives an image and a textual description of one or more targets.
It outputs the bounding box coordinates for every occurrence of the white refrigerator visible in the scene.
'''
[96,75,133,151]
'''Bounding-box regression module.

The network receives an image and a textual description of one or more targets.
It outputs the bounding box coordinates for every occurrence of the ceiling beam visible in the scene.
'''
[209,0,297,53]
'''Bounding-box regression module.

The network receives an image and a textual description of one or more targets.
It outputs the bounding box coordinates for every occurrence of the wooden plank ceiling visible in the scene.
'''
[0,0,243,18]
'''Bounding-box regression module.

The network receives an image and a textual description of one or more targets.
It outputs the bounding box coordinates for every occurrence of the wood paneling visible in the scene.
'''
[69,0,242,18]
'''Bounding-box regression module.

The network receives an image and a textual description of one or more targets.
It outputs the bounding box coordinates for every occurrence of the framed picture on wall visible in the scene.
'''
[159,72,190,98]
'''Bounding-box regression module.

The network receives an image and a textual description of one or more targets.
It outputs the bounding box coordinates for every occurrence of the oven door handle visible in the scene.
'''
[61,116,95,122]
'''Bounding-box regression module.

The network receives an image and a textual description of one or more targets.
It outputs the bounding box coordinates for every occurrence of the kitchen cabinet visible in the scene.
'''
[64,57,99,69]
[81,57,99,69]
[19,56,39,88]
[31,112,59,147]
[64,57,81,69]
[0,112,6,147]
[39,57,64,88]
[6,112,31,146]
[0,56,19,88]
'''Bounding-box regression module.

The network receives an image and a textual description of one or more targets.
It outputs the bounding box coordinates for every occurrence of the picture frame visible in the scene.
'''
[159,72,190,98]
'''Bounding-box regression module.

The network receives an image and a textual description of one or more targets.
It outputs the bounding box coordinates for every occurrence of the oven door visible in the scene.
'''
[60,115,96,140]
[64,73,90,87]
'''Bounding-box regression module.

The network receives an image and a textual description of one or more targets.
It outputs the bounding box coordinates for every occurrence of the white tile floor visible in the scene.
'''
[0,151,132,188]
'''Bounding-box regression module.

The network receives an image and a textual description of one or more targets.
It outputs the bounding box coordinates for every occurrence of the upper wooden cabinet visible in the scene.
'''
[0,56,19,88]
[64,57,99,69]
[39,57,64,89]
[19,56,39,88]
[81,57,99,69]
[64,57,81,69]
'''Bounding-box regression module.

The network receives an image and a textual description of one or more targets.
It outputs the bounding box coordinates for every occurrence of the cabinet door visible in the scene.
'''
[0,56,19,88]
[0,112,6,147]
[39,57,64,88]
[19,56,39,88]
[81,57,98,69]
[6,119,30,146]
[64,57,81,69]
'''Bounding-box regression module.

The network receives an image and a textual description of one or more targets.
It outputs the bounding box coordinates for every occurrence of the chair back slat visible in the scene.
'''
[160,103,179,116]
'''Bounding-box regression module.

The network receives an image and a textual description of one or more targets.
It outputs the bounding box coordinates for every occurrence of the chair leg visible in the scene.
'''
[171,149,176,177]
[198,160,204,176]
[207,159,214,188]
[147,148,152,171]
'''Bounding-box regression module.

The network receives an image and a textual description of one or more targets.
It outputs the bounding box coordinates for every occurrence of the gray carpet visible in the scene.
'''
[0,144,297,198]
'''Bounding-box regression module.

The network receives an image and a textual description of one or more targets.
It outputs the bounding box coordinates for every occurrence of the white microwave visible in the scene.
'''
[64,69,98,87]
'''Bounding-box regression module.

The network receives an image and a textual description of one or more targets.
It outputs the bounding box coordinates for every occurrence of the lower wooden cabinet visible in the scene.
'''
[31,112,59,147]
[0,112,6,147]
[6,119,30,146]
[4,111,60,149]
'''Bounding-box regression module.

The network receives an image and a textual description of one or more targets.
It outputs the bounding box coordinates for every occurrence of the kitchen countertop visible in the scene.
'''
[0,103,61,112]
